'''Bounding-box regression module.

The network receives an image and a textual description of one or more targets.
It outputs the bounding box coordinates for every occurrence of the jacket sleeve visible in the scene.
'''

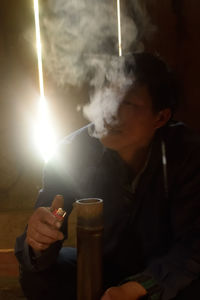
[143,148,200,300]
[15,155,76,272]
[121,146,200,300]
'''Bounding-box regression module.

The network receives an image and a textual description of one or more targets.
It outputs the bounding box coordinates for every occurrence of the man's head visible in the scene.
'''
[100,52,179,153]
[124,52,179,117]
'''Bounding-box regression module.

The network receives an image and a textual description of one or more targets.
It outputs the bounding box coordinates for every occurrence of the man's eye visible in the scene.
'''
[123,101,138,107]
[123,101,133,105]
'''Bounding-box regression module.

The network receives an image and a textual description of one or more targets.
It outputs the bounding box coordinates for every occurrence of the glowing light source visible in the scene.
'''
[33,0,56,162]
[117,0,122,56]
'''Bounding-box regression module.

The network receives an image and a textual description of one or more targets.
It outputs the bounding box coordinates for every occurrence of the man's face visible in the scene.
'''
[100,84,161,152]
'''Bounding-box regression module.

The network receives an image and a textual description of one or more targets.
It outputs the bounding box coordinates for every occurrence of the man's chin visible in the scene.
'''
[100,132,121,149]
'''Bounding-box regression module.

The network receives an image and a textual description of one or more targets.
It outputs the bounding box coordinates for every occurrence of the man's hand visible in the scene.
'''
[101,281,147,300]
[26,195,65,252]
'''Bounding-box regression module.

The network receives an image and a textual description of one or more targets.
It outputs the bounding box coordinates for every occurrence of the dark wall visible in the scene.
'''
[146,0,200,130]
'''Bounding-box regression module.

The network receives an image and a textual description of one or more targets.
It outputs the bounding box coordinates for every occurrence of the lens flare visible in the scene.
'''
[33,0,57,162]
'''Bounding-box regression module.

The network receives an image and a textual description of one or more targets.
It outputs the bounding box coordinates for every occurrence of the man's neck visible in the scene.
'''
[117,141,152,175]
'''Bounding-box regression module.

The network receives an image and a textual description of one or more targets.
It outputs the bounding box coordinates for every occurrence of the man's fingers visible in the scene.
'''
[27,206,64,252]
[101,283,148,300]
[26,196,65,252]
[32,222,64,241]
[36,207,58,227]
[28,225,64,245]
[26,236,49,251]
[101,287,123,300]
[51,194,64,211]
[101,292,112,300]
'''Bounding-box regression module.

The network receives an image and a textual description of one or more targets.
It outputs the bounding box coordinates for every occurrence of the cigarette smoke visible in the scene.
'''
[41,0,155,136]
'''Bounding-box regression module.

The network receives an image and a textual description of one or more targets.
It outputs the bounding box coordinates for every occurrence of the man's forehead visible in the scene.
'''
[124,83,151,100]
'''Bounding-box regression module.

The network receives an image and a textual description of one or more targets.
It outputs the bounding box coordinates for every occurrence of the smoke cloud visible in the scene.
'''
[41,0,155,136]
[83,55,134,137]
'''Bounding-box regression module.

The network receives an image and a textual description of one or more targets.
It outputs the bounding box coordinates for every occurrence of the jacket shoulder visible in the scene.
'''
[163,122,200,180]
[164,122,200,154]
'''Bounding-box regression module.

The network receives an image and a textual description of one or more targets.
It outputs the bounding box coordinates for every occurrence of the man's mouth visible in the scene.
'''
[105,124,122,134]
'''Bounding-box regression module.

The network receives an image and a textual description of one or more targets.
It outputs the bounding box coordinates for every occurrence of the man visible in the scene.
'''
[15,53,200,300]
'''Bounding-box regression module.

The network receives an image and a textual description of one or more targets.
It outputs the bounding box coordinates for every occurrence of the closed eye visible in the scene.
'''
[123,100,139,107]
[123,100,133,105]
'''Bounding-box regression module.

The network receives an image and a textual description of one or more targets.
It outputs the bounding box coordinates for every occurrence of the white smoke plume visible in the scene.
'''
[83,55,134,137]
[41,0,155,136]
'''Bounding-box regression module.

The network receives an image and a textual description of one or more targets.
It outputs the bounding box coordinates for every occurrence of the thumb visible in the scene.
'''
[51,194,64,211]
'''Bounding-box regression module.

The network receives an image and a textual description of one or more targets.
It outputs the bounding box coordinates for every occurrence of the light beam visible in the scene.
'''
[33,0,56,162]
[34,0,44,99]
[117,0,122,56]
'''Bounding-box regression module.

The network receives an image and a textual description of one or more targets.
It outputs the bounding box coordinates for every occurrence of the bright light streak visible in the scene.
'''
[117,0,122,56]
[34,100,57,162]
[34,0,44,99]
[33,0,57,162]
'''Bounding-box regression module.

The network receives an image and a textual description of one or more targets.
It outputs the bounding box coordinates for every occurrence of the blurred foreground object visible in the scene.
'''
[76,198,103,300]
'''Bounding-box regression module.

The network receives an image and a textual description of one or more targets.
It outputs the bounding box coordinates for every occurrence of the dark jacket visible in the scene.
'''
[15,122,200,300]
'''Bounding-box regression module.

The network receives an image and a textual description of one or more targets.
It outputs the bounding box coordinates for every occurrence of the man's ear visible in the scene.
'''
[154,108,171,129]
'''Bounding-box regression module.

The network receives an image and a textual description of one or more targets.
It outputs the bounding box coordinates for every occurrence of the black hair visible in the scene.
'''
[124,52,180,116]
